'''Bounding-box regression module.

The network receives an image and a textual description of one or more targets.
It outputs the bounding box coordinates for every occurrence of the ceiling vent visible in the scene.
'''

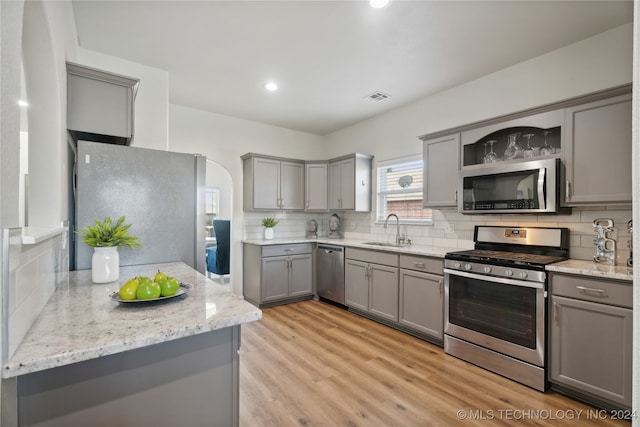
[365,91,391,102]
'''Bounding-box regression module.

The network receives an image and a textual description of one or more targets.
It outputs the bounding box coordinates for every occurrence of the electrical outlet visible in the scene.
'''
[445,223,455,233]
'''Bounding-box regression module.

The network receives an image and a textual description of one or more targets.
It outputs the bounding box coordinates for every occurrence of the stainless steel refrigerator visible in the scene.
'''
[73,140,206,274]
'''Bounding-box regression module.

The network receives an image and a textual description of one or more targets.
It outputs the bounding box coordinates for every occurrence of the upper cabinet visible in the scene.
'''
[563,93,632,206]
[422,134,460,207]
[66,62,139,145]
[328,153,373,212]
[305,162,328,211]
[242,154,305,211]
[418,84,632,211]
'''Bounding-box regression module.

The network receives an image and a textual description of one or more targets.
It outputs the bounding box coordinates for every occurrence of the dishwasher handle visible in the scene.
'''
[317,244,344,254]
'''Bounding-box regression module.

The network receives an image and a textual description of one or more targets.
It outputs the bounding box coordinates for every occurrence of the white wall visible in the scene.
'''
[206,160,232,220]
[324,23,632,161]
[169,104,325,294]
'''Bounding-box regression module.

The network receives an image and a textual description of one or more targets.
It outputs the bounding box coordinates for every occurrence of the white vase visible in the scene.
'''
[92,247,120,283]
[264,227,274,240]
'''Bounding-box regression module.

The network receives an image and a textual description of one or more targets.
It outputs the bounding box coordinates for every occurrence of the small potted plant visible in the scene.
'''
[261,217,279,240]
[80,216,142,283]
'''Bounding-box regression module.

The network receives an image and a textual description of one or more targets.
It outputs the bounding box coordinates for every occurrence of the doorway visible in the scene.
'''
[204,160,232,283]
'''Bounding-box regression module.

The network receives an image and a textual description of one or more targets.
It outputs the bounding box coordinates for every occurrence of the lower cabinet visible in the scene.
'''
[345,257,399,322]
[243,243,313,307]
[548,273,632,409]
[345,249,444,344]
[399,269,443,341]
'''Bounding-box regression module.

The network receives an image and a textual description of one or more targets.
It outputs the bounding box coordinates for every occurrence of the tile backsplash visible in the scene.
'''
[243,206,633,264]
[3,227,69,361]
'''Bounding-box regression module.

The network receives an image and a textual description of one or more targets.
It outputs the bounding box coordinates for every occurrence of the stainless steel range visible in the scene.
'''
[444,226,569,391]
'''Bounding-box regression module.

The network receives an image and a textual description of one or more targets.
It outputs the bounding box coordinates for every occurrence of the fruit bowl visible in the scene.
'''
[110,283,191,304]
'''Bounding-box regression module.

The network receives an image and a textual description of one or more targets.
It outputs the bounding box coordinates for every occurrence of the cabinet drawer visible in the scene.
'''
[346,248,399,266]
[399,255,443,275]
[262,243,313,257]
[550,274,632,308]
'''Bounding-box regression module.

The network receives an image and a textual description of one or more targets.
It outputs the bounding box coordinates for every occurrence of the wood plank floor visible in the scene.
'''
[239,300,631,426]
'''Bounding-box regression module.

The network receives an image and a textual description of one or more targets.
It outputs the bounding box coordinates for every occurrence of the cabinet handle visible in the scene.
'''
[566,181,571,199]
[575,285,607,297]
[412,262,426,269]
[454,191,457,203]
[553,301,559,323]
[439,279,443,297]
[284,248,294,252]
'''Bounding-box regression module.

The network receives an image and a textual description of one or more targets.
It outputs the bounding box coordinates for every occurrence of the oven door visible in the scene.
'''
[444,268,545,367]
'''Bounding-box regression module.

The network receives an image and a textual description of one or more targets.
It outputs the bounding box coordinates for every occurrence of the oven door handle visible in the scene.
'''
[444,268,544,290]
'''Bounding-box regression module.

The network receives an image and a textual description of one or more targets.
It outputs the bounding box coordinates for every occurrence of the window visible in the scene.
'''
[376,156,432,223]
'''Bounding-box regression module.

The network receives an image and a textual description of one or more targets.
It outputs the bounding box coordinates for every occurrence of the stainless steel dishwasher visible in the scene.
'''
[316,244,345,305]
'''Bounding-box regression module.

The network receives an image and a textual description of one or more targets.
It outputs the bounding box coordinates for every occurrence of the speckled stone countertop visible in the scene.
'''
[2,262,262,378]
[546,259,633,282]
[242,237,458,258]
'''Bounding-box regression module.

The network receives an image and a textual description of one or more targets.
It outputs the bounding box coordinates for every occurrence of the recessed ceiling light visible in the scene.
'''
[370,0,390,9]
[18,99,29,107]
[265,82,278,92]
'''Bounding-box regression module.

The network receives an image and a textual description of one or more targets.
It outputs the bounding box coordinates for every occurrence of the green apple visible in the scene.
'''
[158,276,180,297]
[137,278,161,300]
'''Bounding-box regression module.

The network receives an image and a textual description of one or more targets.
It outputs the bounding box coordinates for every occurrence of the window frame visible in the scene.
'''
[375,154,433,225]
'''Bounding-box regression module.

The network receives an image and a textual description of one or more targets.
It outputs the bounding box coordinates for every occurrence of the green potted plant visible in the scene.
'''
[261,217,279,240]
[80,216,142,283]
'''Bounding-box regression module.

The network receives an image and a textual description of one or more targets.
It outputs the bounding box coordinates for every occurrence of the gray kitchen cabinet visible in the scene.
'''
[399,255,444,343]
[421,134,460,207]
[344,248,399,322]
[549,273,632,409]
[328,153,373,211]
[67,62,139,145]
[305,161,328,211]
[563,93,632,205]
[243,243,313,307]
[242,154,305,211]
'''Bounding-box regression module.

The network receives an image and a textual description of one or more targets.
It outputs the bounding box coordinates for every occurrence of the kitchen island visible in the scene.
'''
[2,262,261,427]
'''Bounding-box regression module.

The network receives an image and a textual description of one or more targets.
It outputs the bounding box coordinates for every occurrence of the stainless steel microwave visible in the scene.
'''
[458,158,562,214]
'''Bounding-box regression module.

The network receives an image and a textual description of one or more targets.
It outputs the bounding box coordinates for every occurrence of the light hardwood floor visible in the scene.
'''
[239,300,631,426]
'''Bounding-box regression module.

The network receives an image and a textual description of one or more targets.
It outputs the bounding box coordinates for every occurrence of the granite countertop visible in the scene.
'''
[242,237,458,258]
[244,238,635,281]
[546,259,633,282]
[2,262,262,378]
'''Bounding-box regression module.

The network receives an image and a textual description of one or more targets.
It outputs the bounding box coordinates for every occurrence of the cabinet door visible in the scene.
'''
[261,257,289,302]
[289,254,313,297]
[399,269,443,340]
[549,295,632,408]
[305,163,328,211]
[328,161,343,209]
[345,259,369,311]
[280,161,304,210]
[423,134,460,207]
[563,94,632,205]
[369,264,399,322]
[252,157,281,210]
[339,159,356,210]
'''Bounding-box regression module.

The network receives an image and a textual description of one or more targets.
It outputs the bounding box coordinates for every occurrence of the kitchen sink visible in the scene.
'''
[362,241,402,248]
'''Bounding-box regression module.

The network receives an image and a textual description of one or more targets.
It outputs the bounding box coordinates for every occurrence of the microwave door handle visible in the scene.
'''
[537,167,546,208]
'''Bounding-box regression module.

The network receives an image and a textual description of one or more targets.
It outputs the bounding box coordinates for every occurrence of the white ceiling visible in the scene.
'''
[72,0,633,136]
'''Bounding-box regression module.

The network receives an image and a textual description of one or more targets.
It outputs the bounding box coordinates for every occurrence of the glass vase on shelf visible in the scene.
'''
[483,140,498,163]
[503,132,523,160]
[540,130,555,156]
[522,133,535,158]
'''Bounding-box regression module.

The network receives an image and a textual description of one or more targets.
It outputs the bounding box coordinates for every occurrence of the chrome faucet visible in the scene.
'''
[384,213,406,245]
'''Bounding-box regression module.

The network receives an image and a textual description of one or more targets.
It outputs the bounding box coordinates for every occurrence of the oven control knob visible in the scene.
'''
[464,263,472,271]
[453,262,461,269]
[483,266,492,274]
[505,269,514,277]
[519,271,528,279]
